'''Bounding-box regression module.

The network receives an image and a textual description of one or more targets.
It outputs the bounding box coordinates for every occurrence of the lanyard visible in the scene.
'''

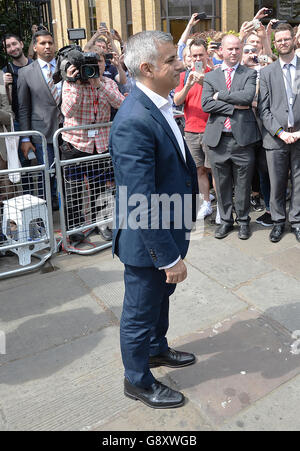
[91,86,99,122]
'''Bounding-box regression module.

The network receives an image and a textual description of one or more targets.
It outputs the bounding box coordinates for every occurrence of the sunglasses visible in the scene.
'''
[243,48,257,54]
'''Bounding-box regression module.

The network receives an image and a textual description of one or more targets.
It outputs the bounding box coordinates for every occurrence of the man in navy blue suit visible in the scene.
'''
[109,31,199,409]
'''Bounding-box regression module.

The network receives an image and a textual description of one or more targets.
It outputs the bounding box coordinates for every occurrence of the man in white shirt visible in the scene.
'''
[17,30,62,208]
[258,24,300,243]
[109,31,199,409]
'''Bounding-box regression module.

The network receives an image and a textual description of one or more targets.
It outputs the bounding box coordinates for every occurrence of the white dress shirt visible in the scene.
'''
[136,81,186,270]
[279,55,297,127]
[220,62,240,132]
[37,58,62,96]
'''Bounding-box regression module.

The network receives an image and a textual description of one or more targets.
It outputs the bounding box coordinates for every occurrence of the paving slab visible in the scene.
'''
[168,263,247,341]
[159,309,300,426]
[77,259,124,320]
[220,221,298,259]
[235,271,300,332]
[262,246,300,281]
[0,327,131,431]
[186,236,273,290]
[222,373,300,431]
[0,271,114,365]
[93,392,213,431]
[78,259,247,340]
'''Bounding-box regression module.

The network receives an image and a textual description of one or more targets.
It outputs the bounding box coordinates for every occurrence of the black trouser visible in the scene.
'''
[208,135,255,225]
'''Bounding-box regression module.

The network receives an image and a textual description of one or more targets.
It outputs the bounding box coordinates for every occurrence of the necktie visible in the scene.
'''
[224,67,234,130]
[47,63,60,106]
[284,63,295,128]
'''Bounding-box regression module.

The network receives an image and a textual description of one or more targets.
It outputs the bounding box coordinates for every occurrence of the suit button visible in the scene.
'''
[186,181,191,187]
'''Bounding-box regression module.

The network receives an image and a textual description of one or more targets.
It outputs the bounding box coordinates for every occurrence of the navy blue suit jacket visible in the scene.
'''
[109,86,199,268]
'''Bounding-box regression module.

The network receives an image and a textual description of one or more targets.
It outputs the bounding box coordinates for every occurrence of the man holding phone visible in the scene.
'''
[174,38,213,219]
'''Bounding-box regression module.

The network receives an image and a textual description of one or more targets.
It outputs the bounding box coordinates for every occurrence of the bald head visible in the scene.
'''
[221,34,242,67]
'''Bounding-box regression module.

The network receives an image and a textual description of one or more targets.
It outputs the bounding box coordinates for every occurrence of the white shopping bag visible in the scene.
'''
[3,115,21,184]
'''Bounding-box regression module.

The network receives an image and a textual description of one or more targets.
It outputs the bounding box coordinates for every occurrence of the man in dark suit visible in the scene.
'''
[258,24,300,243]
[109,31,199,409]
[202,35,261,240]
[17,30,62,209]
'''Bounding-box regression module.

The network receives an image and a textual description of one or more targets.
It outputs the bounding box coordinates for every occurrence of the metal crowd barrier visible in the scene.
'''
[0,130,55,279]
[53,122,114,255]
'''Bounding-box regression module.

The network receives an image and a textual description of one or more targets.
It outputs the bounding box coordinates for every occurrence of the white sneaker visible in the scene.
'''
[209,193,215,202]
[197,201,213,220]
[215,204,221,224]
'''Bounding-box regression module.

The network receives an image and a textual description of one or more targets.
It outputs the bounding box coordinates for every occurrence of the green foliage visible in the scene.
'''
[0,0,39,68]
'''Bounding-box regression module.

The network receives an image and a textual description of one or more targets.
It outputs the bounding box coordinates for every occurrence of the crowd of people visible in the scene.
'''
[0,7,300,248]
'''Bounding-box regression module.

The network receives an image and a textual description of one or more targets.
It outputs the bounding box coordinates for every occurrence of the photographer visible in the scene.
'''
[60,47,124,242]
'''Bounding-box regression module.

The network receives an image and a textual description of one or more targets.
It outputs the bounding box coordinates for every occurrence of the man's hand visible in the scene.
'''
[21,142,36,159]
[165,259,187,284]
[293,131,300,141]
[186,71,204,88]
[3,73,13,86]
[239,21,255,41]
[254,7,271,21]
[110,52,120,67]
[188,13,201,28]
[66,64,81,83]
[279,132,297,145]
[267,19,278,36]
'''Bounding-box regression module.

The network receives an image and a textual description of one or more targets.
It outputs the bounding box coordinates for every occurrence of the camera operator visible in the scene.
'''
[60,47,124,242]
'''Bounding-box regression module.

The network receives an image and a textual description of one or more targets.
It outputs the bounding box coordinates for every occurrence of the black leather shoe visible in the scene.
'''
[269,224,285,243]
[124,378,185,409]
[238,224,251,240]
[215,223,234,239]
[149,347,196,368]
[69,232,85,244]
[292,227,300,243]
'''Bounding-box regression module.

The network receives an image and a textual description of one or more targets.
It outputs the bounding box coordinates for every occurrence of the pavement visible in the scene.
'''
[1,205,300,431]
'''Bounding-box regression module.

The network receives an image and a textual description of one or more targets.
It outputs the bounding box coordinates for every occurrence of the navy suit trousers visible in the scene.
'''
[121,264,176,388]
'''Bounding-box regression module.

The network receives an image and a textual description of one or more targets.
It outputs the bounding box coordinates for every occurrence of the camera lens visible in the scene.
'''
[82,65,96,78]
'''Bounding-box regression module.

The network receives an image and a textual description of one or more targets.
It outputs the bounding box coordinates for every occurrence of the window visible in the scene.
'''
[161,0,221,43]
[126,0,133,37]
[88,0,97,36]
[255,0,300,24]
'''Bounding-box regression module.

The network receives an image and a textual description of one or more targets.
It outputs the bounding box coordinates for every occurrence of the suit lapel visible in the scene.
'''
[292,56,300,107]
[134,87,187,167]
[34,60,58,106]
[216,67,228,92]
[274,60,289,109]
[230,64,243,91]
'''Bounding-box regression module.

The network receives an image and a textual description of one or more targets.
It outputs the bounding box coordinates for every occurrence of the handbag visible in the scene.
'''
[3,115,21,184]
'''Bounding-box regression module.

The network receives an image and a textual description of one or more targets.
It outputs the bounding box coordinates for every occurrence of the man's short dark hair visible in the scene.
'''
[2,34,22,51]
[274,23,294,38]
[33,29,53,46]
[189,38,208,51]
[3,33,22,43]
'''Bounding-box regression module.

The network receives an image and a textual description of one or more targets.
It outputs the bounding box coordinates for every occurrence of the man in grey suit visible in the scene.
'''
[17,30,62,208]
[258,24,300,243]
[202,35,261,240]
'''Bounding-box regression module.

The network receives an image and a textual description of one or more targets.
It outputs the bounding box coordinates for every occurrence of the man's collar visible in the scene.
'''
[136,81,172,110]
[221,62,240,72]
[279,54,297,69]
[37,57,56,68]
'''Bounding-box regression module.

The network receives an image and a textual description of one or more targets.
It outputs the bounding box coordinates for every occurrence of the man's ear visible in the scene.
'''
[139,62,154,78]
